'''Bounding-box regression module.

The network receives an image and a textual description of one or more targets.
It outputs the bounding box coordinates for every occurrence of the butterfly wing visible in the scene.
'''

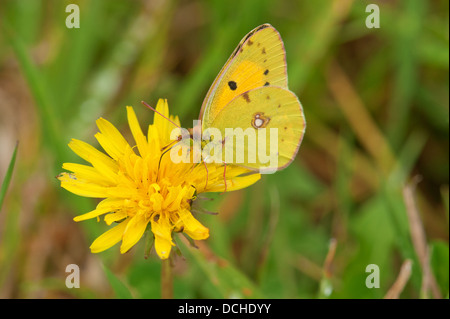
[200,24,288,130]
[207,86,306,172]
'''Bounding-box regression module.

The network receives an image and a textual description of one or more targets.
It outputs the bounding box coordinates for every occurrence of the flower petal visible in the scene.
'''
[62,163,112,186]
[95,117,129,160]
[96,197,125,210]
[73,206,112,222]
[58,173,110,198]
[90,219,130,253]
[68,139,118,172]
[106,186,139,198]
[150,213,174,259]
[104,211,128,225]
[178,209,209,240]
[127,106,149,158]
[151,99,183,148]
[154,235,172,260]
[120,213,150,253]
[205,171,261,193]
[153,99,170,145]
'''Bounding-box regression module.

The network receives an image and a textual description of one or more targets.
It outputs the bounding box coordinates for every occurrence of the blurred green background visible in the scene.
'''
[0,0,448,299]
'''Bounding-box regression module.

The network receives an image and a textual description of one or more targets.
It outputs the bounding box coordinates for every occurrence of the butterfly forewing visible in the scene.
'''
[200,24,288,129]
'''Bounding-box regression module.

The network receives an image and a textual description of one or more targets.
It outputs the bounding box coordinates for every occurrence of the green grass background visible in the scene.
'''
[0,0,448,298]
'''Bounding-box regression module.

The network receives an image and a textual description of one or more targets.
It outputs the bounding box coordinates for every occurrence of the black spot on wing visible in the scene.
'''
[242,24,269,44]
[230,24,271,59]
[256,24,271,32]
[228,81,237,90]
[231,44,242,58]
[264,69,269,75]
[264,82,270,86]
[243,31,255,44]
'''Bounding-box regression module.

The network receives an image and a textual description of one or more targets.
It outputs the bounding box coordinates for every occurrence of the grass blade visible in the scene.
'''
[103,264,134,299]
[0,142,18,211]
[3,21,64,163]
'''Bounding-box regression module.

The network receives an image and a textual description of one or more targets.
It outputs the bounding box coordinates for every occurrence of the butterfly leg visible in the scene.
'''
[203,160,209,190]
[220,163,228,194]
[220,137,228,194]
[185,141,198,173]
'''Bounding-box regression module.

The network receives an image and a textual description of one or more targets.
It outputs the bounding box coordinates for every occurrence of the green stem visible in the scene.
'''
[161,258,173,299]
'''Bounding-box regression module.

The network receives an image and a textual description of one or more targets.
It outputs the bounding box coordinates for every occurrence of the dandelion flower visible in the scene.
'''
[58,99,260,259]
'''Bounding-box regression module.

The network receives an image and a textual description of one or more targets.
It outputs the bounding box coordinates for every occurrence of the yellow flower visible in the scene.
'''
[58,99,260,259]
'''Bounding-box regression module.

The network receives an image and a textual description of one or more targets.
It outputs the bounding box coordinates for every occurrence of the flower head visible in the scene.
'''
[58,99,260,259]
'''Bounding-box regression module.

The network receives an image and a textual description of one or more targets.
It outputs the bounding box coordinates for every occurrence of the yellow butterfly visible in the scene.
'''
[198,24,306,173]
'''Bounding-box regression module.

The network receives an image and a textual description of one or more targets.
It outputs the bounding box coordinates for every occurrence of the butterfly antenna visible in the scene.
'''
[161,139,178,152]
[141,100,181,128]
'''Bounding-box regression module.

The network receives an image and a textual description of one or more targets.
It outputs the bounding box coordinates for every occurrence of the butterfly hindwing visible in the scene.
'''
[200,24,288,130]
[208,86,306,172]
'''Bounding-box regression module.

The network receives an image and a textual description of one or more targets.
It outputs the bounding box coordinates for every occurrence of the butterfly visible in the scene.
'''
[144,24,306,190]
[197,23,306,174]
